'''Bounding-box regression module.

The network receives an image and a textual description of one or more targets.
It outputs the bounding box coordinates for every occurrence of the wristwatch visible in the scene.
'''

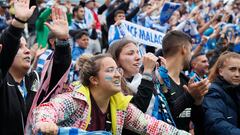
[142,73,153,81]
[56,39,69,46]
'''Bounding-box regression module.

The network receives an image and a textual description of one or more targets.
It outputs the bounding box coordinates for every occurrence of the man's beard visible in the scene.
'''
[183,60,190,71]
[77,16,83,21]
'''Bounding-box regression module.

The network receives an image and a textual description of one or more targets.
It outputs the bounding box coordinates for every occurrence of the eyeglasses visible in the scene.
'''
[105,67,123,75]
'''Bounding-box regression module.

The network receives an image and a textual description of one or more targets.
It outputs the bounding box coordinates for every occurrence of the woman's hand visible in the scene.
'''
[12,0,36,28]
[45,6,69,40]
[142,53,158,74]
[14,0,36,22]
[157,56,167,68]
[35,122,58,135]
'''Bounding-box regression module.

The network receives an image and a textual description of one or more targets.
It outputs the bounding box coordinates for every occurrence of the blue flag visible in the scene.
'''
[233,44,240,53]
[58,127,112,135]
[159,2,181,25]
[38,127,112,135]
[176,19,201,44]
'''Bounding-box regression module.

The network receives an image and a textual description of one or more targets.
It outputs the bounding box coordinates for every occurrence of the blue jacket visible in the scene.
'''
[203,76,240,135]
[72,45,85,62]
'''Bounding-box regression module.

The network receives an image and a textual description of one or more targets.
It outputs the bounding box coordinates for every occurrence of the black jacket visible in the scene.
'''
[122,78,154,135]
[1,72,39,135]
[0,25,71,135]
[165,72,204,134]
[203,76,240,135]
[0,25,26,135]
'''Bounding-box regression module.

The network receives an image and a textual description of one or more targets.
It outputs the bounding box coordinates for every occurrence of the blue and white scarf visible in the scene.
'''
[152,66,176,126]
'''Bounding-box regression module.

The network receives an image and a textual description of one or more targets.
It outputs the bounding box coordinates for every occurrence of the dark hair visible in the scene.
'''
[114,10,125,17]
[190,52,206,71]
[80,54,112,86]
[72,5,84,18]
[162,30,192,57]
[209,51,240,82]
[74,31,89,41]
[155,49,164,57]
[107,38,136,64]
[191,52,206,61]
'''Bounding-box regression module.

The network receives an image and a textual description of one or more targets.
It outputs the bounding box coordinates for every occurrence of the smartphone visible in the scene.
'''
[157,59,161,66]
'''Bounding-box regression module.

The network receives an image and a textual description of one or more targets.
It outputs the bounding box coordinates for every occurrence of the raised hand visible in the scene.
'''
[45,7,69,40]
[14,0,36,21]
[35,47,47,58]
[114,20,122,26]
[183,77,210,105]
[143,53,158,74]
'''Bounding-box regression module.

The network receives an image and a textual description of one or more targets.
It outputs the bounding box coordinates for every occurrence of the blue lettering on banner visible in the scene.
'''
[146,31,150,42]
[127,25,137,37]
[119,20,165,48]
[155,35,162,44]
[139,29,145,40]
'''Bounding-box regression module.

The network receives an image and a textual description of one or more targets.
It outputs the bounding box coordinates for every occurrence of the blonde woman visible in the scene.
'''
[203,51,240,135]
[32,54,190,135]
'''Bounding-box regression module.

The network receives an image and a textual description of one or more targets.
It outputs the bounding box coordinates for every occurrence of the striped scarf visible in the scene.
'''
[152,66,176,126]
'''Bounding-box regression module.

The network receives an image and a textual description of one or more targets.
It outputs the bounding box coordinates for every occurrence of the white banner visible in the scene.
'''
[118,20,165,48]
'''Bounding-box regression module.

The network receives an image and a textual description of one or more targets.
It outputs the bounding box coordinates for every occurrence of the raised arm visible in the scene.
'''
[131,53,158,112]
[46,6,71,100]
[0,0,35,79]
[36,6,71,104]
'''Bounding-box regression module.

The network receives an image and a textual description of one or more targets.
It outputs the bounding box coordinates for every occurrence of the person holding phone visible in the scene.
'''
[108,39,177,134]
[32,54,190,135]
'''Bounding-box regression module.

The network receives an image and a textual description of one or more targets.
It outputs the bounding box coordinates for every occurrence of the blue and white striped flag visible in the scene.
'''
[176,19,201,44]
[108,24,129,46]
[58,127,112,135]
[38,127,112,135]
[159,2,181,25]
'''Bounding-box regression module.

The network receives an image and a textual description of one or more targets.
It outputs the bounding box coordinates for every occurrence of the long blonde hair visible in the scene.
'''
[208,51,240,82]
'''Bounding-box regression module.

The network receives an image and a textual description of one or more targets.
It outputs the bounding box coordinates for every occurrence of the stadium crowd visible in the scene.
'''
[0,0,240,134]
